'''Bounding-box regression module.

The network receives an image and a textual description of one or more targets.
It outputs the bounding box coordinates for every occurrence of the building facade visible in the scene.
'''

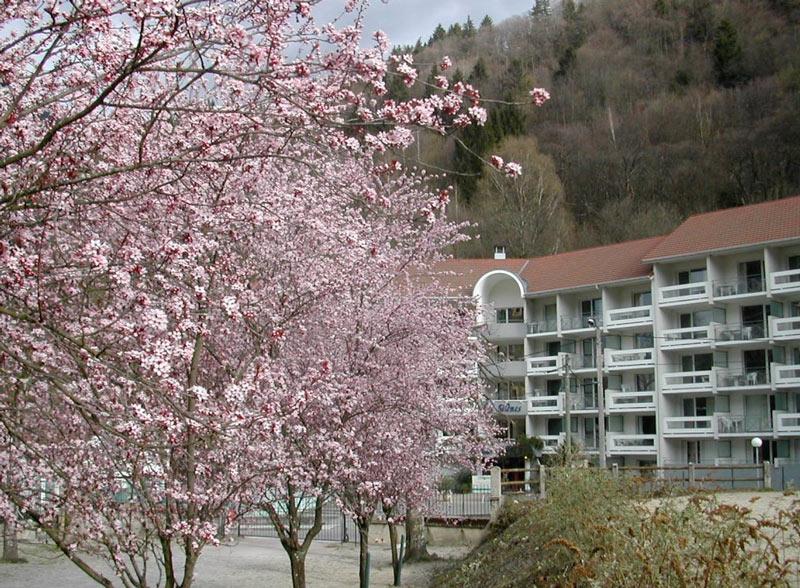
[438,196,800,466]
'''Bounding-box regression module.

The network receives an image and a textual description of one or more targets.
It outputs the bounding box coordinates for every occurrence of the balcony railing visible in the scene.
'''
[606,305,653,328]
[659,282,710,305]
[527,355,562,376]
[717,368,768,388]
[662,368,723,394]
[486,360,527,379]
[487,322,528,339]
[714,413,772,435]
[605,347,655,370]
[606,389,656,412]
[770,316,800,341]
[561,315,601,331]
[661,325,714,349]
[663,416,714,436]
[771,268,800,294]
[607,434,657,454]
[540,433,566,452]
[775,412,800,435]
[529,395,563,415]
[714,323,766,343]
[526,319,557,335]
[713,276,765,298]
[772,364,800,388]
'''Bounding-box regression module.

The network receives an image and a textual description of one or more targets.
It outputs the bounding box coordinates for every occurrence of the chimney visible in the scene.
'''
[493,245,507,260]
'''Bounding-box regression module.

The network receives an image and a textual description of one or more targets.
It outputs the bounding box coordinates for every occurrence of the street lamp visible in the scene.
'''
[751,437,763,464]
[587,317,607,468]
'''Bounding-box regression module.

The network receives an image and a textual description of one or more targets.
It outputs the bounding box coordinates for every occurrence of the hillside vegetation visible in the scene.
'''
[388,0,800,257]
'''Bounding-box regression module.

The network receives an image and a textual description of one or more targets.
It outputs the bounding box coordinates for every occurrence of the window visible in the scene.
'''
[738,260,764,293]
[581,298,603,322]
[632,291,652,307]
[582,338,595,368]
[496,307,524,324]
[638,415,656,435]
[682,353,714,371]
[777,440,790,459]
[788,255,800,271]
[609,415,624,433]
[496,381,525,400]
[547,418,563,435]
[496,343,524,361]
[718,441,732,459]
[635,333,653,348]
[678,268,707,285]
[546,379,562,396]
[636,373,654,392]
[547,341,561,356]
[716,395,730,412]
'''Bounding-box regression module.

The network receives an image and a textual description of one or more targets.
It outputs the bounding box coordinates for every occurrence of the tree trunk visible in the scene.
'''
[289,550,307,588]
[2,518,18,562]
[403,507,430,562]
[357,519,370,588]
[387,520,399,585]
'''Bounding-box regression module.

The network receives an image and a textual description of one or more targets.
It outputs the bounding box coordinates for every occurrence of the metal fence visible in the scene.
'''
[426,491,492,518]
[611,464,766,492]
[235,501,360,543]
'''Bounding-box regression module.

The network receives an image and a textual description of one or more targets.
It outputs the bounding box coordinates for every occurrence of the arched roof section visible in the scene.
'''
[472,270,527,302]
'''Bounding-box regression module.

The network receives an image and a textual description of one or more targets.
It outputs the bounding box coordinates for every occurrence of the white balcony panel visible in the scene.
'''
[607,434,658,455]
[663,416,714,437]
[771,269,800,294]
[770,316,800,341]
[659,282,710,306]
[540,433,565,453]
[606,390,656,413]
[529,395,563,415]
[526,320,558,336]
[662,369,722,394]
[606,306,653,329]
[527,355,561,376]
[486,322,527,340]
[775,412,800,435]
[661,325,714,350]
[605,348,654,370]
[773,364,800,388]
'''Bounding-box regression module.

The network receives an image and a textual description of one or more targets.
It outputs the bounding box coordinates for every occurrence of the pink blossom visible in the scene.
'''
[530,87,551,106]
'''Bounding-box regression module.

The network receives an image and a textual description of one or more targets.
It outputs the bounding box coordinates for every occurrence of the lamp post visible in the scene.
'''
[587,317,606,468]
[751,437,763,464]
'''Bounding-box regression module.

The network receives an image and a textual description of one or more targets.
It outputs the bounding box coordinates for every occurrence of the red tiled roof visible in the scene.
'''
[520,237,662,294]
[428,258,529,297]
[643,195,800,261]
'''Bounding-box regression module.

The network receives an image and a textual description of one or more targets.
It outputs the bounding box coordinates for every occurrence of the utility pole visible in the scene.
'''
[591,319,607,468]
[561,352,571,449]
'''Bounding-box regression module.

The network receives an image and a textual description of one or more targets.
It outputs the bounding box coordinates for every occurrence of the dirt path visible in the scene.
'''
[0,537,469,587]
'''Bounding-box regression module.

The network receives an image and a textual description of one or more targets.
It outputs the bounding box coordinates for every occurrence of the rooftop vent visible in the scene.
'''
[494,245,507,260]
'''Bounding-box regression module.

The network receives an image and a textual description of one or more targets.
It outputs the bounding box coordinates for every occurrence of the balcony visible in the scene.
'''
[661,325,714,350]
[714,323,768,347]
[527,355,562,376]
[484,360,527,379]
[526,319,557,336]
[540,433,566,453]
[560,315,600,333]
[774,412,800,435]
[606,434,657,455]
[606,389,656,413]
[486,322,527,340]
[772,364,800,388]
[659,282,710,307]
[663,416,715,437]
[713,276,765,299]
[771,268,800,295]
[604,347,655,370]
[606,305,653,329]
[662,368,724,394]
[529,395,563,415]
[770,316,800,341]
[714,413,772,436]
[491,398,528,417]
[716,368,769,390]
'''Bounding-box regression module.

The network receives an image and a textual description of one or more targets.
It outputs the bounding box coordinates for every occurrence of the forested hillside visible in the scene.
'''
[387,0,800,258]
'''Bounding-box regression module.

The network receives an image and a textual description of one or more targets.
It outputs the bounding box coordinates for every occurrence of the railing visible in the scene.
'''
[560,315,600,330]
[713,276,765,297]
[528,395,563,414]
[714,413,746,435]
[659,282,709,305]
[661,325,714,349]
[775,412,800,434]
[606,434,657,454]
[606,389,656,412]
[491,398,528,416]
[540,433,566,452]
[771,268,800,294]
[770,316,800,340]
[527,355,561,375]
[610,464,766,491]
[663,416,714,436]
[567,393,598,411]
[526,319,557,335]
[717,368,768,388]
[714,323,766,342]
[606,305,652,328]
[605,347,654,369]
[488,360,527,379]
[772,364,800,387]
[662,369,721,393]
[487,322,528,339]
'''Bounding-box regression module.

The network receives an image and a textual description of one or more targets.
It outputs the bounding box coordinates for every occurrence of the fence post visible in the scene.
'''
[612,463,619,477]
[763,460,772,490]
[688,463,696,487]
[490,466,502,514]
[524,457,531,493]
[539,464,547,498]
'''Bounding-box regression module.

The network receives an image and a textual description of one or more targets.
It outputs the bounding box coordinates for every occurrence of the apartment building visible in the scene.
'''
[437,196,800,466]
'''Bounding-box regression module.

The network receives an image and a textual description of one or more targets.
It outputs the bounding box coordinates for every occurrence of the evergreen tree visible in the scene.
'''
[429,24,446,45]
[447,23,463,37]
[480,15,494,28]
[532,0,552,19]
[468,57,488,84]
[713,19,748,87]
[464,16,476,37]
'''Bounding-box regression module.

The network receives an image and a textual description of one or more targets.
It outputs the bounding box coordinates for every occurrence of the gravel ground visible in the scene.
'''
[0,536,469,588]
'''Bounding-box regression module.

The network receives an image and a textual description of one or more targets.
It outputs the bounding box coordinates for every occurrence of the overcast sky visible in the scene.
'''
[313,1,533,47]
